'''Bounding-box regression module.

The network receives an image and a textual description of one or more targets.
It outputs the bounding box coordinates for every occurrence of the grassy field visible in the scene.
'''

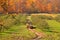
[31,14,60,40]
[1,14,60,40]
[1,25,36,40]
[0,14,37,40]
[47,20,60,32]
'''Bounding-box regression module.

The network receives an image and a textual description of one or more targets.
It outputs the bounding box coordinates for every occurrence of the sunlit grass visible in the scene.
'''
[47,20,60,32]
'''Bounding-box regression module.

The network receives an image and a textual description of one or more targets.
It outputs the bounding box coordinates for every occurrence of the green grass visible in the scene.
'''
[1,25,36,40]
[1,14,60,40]
[46,20,60,32]
[34,20,60,40]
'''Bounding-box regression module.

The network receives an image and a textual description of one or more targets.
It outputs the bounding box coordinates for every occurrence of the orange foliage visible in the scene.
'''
[0,0,60,13]
[46,3,52,12]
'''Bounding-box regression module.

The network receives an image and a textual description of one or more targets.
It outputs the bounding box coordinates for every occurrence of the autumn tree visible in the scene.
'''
[0,0,8,14]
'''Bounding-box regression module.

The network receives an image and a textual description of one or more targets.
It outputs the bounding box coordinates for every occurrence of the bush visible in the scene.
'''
[55,15,60,22]
[0,14,27,32]
[31,15,51,31]
[39,15,53,20]
[0,14,16,32]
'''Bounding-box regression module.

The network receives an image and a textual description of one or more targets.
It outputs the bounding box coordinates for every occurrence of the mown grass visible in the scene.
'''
[47,20,60,32]
[1,25,36,40]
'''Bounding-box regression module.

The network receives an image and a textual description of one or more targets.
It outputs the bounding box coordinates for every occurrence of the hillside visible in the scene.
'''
[1,14,60,40]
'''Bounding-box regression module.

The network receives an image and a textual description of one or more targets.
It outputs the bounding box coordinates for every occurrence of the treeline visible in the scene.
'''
[0,0,60,13]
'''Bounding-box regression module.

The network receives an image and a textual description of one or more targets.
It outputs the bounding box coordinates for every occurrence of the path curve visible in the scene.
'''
[28,29,46,40]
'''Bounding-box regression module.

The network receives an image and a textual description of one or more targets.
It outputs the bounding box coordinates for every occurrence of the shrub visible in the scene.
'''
[55,15,60,22]
[31,15,51,31]
[39,15,53,20]
[0,14,27,32]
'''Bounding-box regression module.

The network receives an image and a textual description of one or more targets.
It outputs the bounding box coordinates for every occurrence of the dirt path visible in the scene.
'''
[28,29,46,40]
[27,15,46,40]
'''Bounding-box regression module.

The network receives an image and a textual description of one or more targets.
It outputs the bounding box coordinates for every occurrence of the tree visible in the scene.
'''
[0,0,8,14]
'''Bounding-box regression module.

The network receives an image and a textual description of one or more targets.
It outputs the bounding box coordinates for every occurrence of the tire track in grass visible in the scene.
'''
[28,29,46,40]
[27,15,46,40]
